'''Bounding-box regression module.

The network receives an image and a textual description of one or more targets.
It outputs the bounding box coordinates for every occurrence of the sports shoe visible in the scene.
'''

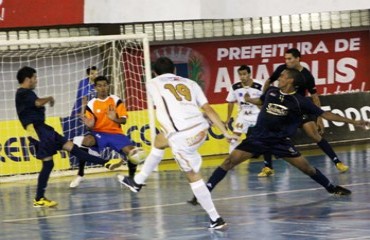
[33,197,58,208]
[187,196,199,206]
[209,217,227,230]
[257,167,275,177]
[69,176,84,188]
[104,159,123,170]
[335,162,349,173]
[328,185,351,196]
[117,174,142,193]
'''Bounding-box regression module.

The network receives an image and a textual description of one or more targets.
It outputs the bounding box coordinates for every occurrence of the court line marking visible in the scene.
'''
[3,182,370,223]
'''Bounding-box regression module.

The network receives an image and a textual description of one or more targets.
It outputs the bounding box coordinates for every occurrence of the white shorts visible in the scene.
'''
[168,123,208,173]
[233,112,258,134]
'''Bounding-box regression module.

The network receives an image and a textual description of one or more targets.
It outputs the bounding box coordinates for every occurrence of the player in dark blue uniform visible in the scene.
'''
[15,66,122,207]
[189,68,369,204]
[259,48,349,176]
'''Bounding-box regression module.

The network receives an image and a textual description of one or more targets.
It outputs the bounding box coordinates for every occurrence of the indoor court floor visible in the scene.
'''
[1,142,370,240]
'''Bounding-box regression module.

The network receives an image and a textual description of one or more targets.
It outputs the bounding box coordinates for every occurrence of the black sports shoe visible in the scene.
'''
[328,185,351,196]
[117,174,142,193]
[209,217,227,230]
[187,196,199,206]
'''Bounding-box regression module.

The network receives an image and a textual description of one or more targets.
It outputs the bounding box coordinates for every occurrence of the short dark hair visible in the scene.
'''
[238,65,251,74]
[17,66,36,84]
[285,48,301,58]
[285,68,304,87]
[94,75,110,85]
[86,66,97,75]
[153,57,175,75]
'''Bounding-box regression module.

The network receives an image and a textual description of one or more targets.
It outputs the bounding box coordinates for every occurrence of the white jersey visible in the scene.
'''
[226,80,263,115]
[147,73,209,137]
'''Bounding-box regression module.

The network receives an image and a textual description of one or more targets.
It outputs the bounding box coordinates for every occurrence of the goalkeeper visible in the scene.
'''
[70,75,145,188]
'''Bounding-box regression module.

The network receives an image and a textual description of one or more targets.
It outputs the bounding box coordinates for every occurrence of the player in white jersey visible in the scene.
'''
[225,65,263,153]
[118,57,238,230]
[148,73,210,137]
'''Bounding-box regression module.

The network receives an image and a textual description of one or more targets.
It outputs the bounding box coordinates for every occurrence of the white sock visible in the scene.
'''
[134,147,164,184]
[190,179,220,221]
[229,139,239,154]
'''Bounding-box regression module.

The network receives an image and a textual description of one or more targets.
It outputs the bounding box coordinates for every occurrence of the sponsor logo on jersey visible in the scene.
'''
[266,103,288,116]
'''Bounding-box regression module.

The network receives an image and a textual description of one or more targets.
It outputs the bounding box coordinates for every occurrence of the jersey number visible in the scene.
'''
[164,84,192,101]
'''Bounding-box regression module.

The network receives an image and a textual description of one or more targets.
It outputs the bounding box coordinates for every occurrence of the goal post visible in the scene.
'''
[0,34,155,181]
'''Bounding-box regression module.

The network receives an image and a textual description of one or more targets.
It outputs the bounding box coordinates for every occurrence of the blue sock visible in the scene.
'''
[310,168,335,192]
[317,139,340,164]
[263,153,273,169]
[36,160,54,200]
[206,167,228,192]
[70,145,106,165]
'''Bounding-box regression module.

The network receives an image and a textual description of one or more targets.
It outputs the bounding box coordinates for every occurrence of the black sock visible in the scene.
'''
[70,145,106,165]
[206,167,228,192]
[36,160,54,200]
[317,139,340,164]
[78,159,86,177]
[127,160,137,178]
[310,168,335,192]
[263,153,273,169]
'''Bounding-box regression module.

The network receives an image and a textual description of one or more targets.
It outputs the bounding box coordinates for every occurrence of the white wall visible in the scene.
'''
[84,0,370,23]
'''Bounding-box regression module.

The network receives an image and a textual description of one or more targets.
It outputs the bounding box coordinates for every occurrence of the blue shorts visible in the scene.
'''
[91,132,133,154]
[236,137,301,159]
[27,123,68,159]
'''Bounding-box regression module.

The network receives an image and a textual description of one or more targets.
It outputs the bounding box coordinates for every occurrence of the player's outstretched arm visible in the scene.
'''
[35,96,54,107]
[321,111,370,129]
[202,104,238,141]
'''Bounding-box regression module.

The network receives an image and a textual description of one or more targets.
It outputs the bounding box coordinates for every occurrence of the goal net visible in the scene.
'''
[0,34,154,182]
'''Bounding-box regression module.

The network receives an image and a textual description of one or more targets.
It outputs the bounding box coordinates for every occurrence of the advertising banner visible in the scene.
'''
[0,0,83,28]
[0,117,70,176]
[151,31,370,105]
[1,93,368,172]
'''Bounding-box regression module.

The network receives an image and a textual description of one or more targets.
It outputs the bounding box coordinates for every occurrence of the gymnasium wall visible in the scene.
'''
[1,0,369,28]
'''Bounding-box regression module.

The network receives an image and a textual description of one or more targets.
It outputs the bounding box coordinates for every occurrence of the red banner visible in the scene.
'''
[151,31,370,104]
[0,0,83,28]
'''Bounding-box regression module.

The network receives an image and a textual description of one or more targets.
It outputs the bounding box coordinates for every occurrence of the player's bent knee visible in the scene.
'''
[82,135,96,146]
[308,133,322,142]
[62,141,74,151]
[221,157,236,170]
[185,171,202,183]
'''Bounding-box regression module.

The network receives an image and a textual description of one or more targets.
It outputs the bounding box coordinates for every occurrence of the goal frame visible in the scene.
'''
[0,34,155,181]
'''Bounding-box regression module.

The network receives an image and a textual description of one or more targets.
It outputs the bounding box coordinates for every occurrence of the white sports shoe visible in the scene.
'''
[69,176,84,188]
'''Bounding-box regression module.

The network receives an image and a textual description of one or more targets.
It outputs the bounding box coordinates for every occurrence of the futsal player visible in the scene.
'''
[70,76,143,187]
[118,57,238,230]
[191,68,370,204]
[15,67,121,207]
[259,48,349,177]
